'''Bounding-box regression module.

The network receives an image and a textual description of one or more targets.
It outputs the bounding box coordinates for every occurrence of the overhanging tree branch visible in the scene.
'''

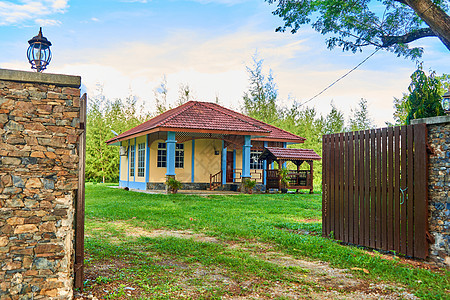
[381,28,436,47]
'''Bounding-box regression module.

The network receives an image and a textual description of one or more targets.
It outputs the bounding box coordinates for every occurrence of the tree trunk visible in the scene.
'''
[405,0,450,51]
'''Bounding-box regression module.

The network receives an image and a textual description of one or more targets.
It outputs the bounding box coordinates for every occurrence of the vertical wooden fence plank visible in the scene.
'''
[74,93,86,290]
[353,131,360,245]
[322,135,327,237]
[343,132,350,243]
[334,134,341,239]
[407,125,415,257]
[330,134,336,238]
[359,131,365,244]
[394,126,401,253]
[339,133,345,240]
[381,128,388,250]
[348,132,355,244]
[364,130,370,246]
[370,129,377,248]
[414,124,428,259]
[376,129,382,249]
[400,125,408,255]
[387,127,394,251]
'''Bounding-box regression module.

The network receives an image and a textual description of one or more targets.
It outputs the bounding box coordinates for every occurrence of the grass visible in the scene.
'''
[84,183,449,299]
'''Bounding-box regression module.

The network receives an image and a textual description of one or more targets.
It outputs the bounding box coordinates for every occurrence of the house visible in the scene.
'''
[106,101,320,192]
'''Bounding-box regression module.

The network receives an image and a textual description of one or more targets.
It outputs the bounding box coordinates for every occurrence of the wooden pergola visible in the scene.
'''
[259,147,322,193]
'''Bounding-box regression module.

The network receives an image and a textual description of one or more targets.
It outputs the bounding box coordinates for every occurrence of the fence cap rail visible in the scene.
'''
[411,115,450,126]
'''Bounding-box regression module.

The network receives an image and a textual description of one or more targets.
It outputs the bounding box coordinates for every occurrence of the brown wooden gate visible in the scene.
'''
[322,124,430,259]
[74,93,87,289]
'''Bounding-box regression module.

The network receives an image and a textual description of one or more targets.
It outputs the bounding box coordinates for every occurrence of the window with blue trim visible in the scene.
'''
[157,143,166,168]
[157,142,184,168]
[130,145,135,177]
[137,143,145,177]
[250,150,263,169]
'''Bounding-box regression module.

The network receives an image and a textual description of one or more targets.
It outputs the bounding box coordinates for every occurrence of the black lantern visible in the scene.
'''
[27,27,52,72]
[442,88,450,115]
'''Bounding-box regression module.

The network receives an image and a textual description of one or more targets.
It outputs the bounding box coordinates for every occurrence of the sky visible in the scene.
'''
[0,0,449,127]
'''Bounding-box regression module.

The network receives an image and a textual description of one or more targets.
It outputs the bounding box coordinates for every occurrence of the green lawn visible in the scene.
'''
[84,183,449,299]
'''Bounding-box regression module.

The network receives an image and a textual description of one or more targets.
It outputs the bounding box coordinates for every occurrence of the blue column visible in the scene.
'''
[242,135,251,178]
[222,141,227,185]
[191,140,195,183]
[282,142,287,168]
[166,131,176,176]
[145,134,150,184]
[263,141,268,185]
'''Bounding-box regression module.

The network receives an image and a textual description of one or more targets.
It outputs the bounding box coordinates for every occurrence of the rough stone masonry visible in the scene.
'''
[0,69,81,299]
[412,115,450,266]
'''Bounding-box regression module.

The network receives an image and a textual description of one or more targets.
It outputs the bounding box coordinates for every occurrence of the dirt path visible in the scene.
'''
[78,221,418,299]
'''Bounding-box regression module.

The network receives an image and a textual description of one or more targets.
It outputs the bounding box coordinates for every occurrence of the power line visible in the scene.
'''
[299,47,381,107]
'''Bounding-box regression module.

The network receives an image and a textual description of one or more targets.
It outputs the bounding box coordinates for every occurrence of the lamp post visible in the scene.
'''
[442,88,450,115]
[27,27,52,72]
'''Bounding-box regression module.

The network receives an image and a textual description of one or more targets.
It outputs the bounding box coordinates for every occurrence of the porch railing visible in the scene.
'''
[209,170,222,190]
[266,169,312,190]
[233,169,263,183]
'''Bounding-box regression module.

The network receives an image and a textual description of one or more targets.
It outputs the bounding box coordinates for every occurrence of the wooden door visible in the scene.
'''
[226,151,234,183]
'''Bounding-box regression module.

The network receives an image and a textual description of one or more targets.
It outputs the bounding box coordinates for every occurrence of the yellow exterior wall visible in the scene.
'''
[135,136,146,183]
[120,140,129,181]
[149,139,193,183]
[193,139,222,182]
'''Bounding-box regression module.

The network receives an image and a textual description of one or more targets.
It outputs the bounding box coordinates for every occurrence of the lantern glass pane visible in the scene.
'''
[442,98,450,111]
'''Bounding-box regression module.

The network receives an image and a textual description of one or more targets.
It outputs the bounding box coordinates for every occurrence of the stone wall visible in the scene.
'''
[0,69,81,299]
[412,116,450,266]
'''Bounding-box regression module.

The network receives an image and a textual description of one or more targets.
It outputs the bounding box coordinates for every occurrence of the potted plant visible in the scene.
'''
[166,177,182,194]
[243,178,257,194]
[279,168,290,193]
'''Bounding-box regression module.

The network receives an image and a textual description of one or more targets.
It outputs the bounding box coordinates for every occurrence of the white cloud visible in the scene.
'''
[91,17,99,22]
[35,18,61,26]
[0,0,68,25]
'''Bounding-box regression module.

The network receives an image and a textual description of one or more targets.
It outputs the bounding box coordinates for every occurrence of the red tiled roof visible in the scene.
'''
[106,101,305,144]
[260,147,322,161]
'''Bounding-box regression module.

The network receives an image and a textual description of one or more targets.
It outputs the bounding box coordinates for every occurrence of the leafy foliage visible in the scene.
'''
[266,0,450,59]
[166,177,183,193]
[324,102,345,134]
[86,92,151,183]
[347,98,374,131]
[405,65,445,124]
[154,75,169,114]
[242,53,279,124]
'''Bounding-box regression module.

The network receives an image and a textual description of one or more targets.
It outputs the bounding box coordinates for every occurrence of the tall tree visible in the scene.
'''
[154,75,169,114]
[324,102,345,134]
[392,93,409,125]
[178,83,195,106]
[243,53,279,124]
[266,0,450,59]
[405,65,445,123]
[86,93,150,183]
[347,98,374,131]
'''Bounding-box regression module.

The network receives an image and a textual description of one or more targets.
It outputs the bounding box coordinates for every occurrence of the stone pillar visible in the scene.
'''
[0,68,81,299]
[412,116,450,266]
[241,135,252,192]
